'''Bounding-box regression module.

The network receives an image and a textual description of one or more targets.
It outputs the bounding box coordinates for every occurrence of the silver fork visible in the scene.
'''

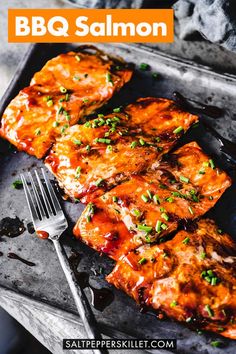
[21,168,103,354]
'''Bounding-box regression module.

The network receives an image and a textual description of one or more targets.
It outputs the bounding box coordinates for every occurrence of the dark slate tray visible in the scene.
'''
[0,43,235,354]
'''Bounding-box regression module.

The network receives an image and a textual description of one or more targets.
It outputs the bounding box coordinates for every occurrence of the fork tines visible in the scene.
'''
[20,168,63,223]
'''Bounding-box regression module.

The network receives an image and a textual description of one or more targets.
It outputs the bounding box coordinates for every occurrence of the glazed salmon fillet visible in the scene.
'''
[0,48,132,158]
[45,98,198,202]
[107,219,236,339]
[74,142,231,260]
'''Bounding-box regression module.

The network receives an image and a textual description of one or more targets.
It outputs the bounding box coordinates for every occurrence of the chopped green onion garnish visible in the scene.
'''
[35,128,41,136]
[166,197,173,203]
[83,98,89,103]
[155,137,161,143]
[209,159,215,169]
[95,138,111,144]
[139,138,145,146]
[188,206,194,215]
[12,180,23,189]
[139,63,149,71]
[161,213,169,221]
[65,114,71,122]
[173,126,183,134]
[113,196,118,203]
[98,118,105,126]
[61,124,69,133]
[186,317,192,323]
[57,105,64,115]
[145,235,152,243]
[155,220,162,233]
[86,145,91,151]
[203,161,209,167]
[106,72,114,85]
[152,72,158,79]
[182,237,190,245]
[200,252,206,260]
[209,196,213,200]
[47,99,53,107]
[43,95,52,102]
[170,300,177,307]
[75,55,81,62]
[147,190,152,199]
[141,194,149,203]
[132,209,141,217]
[113,107,121,113]
[73,139,82,145]
[159,183,167,189]
[52,121,59,128]
[172,191,181,197]
[60,86,67,93]
[161,223,167,230]
[202,269,220,286]
[138,257,147,265]
[205,304,213,317]
[198,169,205,175]
[106,145,112,152]
[180,175,189,183]
[75,166,81,177]
[218,327,224,332]
[65,93,70,101]
[95,178,104,187]
[153,194,160,204]
[130,141,137,149]
[211,341,222,348]
[138,224,153,233]
[211,277,218,286]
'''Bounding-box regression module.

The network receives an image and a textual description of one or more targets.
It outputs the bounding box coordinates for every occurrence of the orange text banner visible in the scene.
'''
[8,9,174,43]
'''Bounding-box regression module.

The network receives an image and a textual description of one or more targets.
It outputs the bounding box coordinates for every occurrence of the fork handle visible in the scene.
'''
[52,239,105,354]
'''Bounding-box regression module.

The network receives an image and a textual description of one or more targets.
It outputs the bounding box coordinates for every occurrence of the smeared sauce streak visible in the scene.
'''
[172,91,223,119]
[203,122,236,163]
[7,252,36,267]
[173,91,236,163]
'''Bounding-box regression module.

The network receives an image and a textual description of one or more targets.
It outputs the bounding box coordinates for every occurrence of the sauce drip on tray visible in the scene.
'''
[0,217,25,238]
[90,286,114,312]
[69,249,114,310]
[7,252,36,267]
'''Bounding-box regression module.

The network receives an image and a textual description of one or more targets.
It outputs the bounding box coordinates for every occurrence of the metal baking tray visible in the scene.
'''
[0,43,235,354]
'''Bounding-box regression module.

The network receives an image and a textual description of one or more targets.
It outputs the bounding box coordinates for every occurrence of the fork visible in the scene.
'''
[21,168,103,354]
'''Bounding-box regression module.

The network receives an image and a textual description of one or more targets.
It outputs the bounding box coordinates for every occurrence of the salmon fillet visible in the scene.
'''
[45,98,198,202]
[74,142,231,260]
[107,219,236,339]
[0,48,132,158]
